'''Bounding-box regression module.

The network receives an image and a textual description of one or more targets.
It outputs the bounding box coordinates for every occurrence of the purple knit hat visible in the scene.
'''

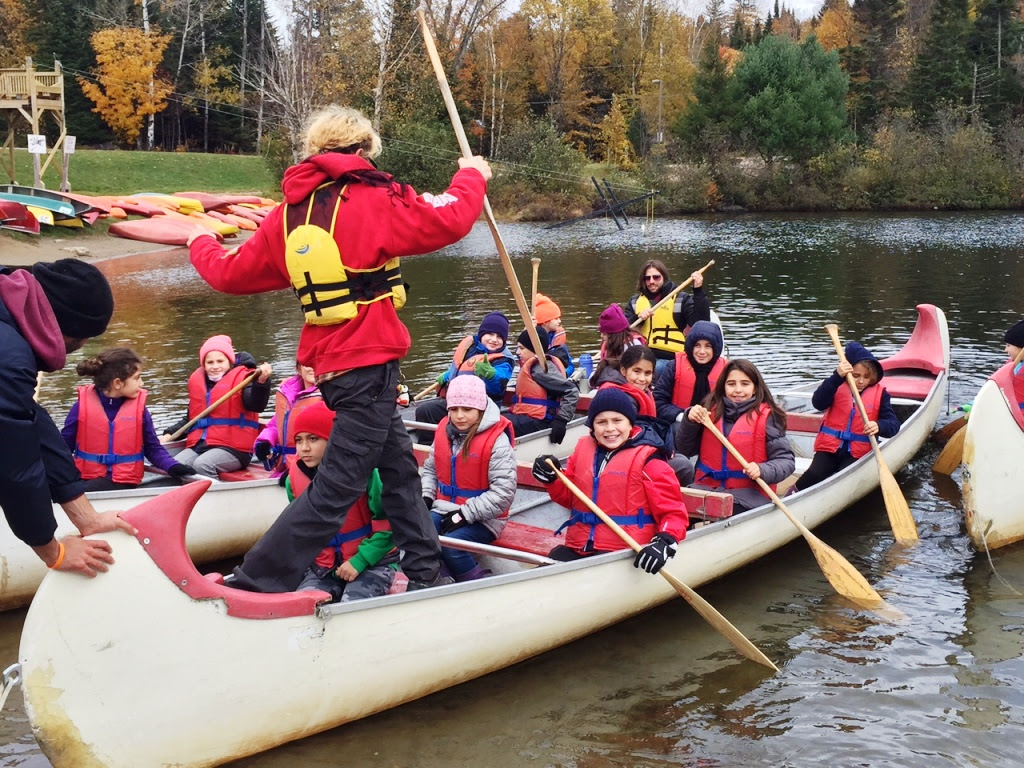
[598,304,629,334]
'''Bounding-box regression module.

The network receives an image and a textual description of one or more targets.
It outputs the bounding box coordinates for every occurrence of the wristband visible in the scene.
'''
[49,540,66,570]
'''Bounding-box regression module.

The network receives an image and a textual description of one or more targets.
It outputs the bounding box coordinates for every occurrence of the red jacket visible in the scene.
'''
[189,153,487,376]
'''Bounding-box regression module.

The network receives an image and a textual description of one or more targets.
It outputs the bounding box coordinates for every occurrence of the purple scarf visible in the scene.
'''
[0,269,67,372]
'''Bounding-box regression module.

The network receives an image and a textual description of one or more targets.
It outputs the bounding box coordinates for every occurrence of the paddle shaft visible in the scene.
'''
[417,10,546,370]
[414,382,440,402]
[628,260,715,331]
[166,371,258,441]
[546,460,778,671]
[824,326,885,456]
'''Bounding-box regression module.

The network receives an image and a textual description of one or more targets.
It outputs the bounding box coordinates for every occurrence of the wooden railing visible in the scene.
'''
[0,66,63,101]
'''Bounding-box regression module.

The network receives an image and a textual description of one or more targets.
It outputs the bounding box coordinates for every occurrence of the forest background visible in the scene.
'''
[2,0,1024,217]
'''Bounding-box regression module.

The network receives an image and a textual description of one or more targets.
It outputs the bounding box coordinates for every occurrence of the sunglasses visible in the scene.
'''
[644,274,662,281]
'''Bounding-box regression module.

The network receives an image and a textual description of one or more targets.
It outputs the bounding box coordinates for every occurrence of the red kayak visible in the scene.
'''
[109,218,223,246]
[0,200,40,235]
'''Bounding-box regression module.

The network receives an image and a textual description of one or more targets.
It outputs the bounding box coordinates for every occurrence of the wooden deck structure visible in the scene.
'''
[0,57,68,188]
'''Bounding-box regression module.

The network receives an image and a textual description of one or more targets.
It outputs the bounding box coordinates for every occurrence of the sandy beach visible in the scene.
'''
[1,230,176,266]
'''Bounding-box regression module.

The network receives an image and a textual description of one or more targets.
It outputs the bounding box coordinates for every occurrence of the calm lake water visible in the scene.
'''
[3,211,1024,766]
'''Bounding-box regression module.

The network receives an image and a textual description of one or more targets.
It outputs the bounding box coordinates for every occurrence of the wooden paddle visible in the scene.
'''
[546,459,778,671]
[418,9,547,371]
[697,418,884,608]
[628,260,715,331]
[825,324,918,545]
[934,345,1024,474]
[165,371,258,442]
[414,382,440,402]
[531,257,540,317]
[933,413,967,444]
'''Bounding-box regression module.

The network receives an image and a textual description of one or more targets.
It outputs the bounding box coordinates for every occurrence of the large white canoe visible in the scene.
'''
[16,305,948,768]
[962,357,1024,550]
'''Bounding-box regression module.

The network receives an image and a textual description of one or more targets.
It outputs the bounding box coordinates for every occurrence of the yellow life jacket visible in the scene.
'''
[284,183,407,326]
[634,293,685,354]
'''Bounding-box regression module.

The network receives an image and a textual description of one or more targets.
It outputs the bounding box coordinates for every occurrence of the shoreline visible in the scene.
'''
[1,231,176,266]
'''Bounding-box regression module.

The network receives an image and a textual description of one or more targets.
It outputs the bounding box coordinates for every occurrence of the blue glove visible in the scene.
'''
[634,533,677,575]
[435,372,448,387]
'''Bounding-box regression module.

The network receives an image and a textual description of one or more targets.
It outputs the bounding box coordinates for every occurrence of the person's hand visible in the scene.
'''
[335,562,359,582]
[549,420,567,444]
[254,440,272,461]
[168,463,197,478]
[532,454,559,484]
[687,405,709,424]
[837,361,854,377]
[639,307,654,321]
[423,496,435,513]
[690,270,704,289]
[440,510,469,534]
[255,363,273,383]
[864,420,879,436]
[458,155,493,181]
[634,533,678,575]
[186,225,215,247]
[159,432,174,444]
[77,510,137,537]
[435,372,448,387]
[474,360,496,379]
[744,462,762,481]
[55,536,116,577]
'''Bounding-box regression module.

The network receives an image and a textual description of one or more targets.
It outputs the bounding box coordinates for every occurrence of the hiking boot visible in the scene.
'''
[406,572,455,591]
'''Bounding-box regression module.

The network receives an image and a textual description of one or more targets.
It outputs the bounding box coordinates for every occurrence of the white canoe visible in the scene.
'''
[962,358,1024,550]
[16,305,948,768]
[0,470,285,611]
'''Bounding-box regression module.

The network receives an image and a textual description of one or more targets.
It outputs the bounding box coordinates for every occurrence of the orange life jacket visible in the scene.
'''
[695,403,775,493]
[440,335,510,396]
[186,366,262,452]
[511,355,567,420]
[73,384,146,485]
[814,384,884,459]
[557,435,658,553]
[432,415,514,510]
[272,389,323,466]
[671,354,727,408]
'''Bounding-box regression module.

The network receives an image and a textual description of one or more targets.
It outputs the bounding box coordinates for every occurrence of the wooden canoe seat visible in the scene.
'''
[218,465,275,483]
[493,521,563,557]
[881,373,935,401]
[785,411,824,433]
[682,487,734,522]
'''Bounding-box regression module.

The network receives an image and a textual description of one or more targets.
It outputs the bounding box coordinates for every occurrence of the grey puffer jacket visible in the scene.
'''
[421,399,517,538]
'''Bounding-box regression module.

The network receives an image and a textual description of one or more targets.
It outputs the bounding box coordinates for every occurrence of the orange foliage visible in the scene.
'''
[78,26,173,146]
[0,0,30,67]
[816,3,857,50]
[719,45,743,73]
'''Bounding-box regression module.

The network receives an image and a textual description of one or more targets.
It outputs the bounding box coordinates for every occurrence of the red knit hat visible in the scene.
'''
[534,293,561,324]
[291,401,335,440]
[199,334,235,365]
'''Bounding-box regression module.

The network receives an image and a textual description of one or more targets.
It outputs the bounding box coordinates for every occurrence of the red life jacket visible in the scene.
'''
[550,328,567,348]
[671,353,727,408]
[814,384,884,459]
[440,336,509,396]
[1013,365,1024,409]
[272,389,323,467]
[433,415,514,511]
[511,355,566,420]
[695,403,775,493]
[186,366,262,452]
[558,435,659,553]
[598,382,657,418]
[286,458,392,567]
[73,384,146,485]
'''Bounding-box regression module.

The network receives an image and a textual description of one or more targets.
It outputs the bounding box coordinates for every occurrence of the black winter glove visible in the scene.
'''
[440,510,469,535]
[532,454,560,485]
[168,463,197,478]
[634,532,678,575]
[549,420,567,445]
[423,496,435,513]
[253,440,272,461]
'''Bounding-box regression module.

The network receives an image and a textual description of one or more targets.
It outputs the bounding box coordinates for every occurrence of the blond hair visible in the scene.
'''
[302,106,382,159]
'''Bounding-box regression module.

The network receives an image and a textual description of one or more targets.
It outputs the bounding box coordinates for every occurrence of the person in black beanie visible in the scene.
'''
[508,324,578,443]
[0,259,134,579]
[1004,319,1024,361]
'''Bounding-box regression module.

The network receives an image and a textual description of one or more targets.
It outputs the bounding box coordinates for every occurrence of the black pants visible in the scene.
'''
[794,449,857,491]
[413,397,448,445]
[508,413,551,437]
[232,361,441,592]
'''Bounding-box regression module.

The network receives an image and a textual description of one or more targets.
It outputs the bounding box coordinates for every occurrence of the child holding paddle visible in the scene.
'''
[531,387,688,571]
[62,347,195,491]
[421,375,516,581]
[288,401,399,602]
[792,343,900,492]
[678,359,794,512]
[253,359,321,476]
[161,334,273,477]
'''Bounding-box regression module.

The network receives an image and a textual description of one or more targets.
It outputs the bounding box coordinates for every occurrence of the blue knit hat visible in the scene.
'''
[587,386,638,428]
[477,311,509,343]
[845,342,883,382]
[684,321,724,361]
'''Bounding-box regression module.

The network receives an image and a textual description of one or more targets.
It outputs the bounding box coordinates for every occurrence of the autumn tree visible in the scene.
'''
[598,94,633,166]
[79,26,173,147]
[815,0,857,51]
[0,0,31,67]
[468,13,532,157]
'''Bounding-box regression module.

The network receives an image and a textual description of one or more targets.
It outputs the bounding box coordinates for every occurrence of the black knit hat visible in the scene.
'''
[516,325,549,354]
[1004,320,1024,348]
[32,259,114,339]
[587,386,638,428]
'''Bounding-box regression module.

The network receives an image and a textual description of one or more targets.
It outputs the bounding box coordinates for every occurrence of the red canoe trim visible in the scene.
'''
[990,358,1024,432]
[881,304,947,375]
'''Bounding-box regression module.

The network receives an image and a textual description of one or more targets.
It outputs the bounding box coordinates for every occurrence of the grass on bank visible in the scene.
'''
[9,148,279,199]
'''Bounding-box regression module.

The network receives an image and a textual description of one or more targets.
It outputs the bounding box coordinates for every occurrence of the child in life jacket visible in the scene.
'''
[416,312,515,440]
[678,359,795,513]
[509,325,578,443]
[792,343,900,492]
[531,387,689,572]
[1005,319,1024,411]
[589,303,646,387]
[62,348,196,491]
[253,359,321,475]
[534,293,574,376]
[289,401,399,602]
[654,320,727,444]
[162,334,273,477]
[421,375,516,581]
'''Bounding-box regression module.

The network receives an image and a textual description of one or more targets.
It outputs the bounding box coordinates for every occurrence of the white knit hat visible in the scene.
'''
[446,375,488,412]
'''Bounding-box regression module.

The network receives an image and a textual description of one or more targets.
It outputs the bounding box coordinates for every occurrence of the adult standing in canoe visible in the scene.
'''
[188,105,491,592]
[0,259,135,576]
[624,260,711,377]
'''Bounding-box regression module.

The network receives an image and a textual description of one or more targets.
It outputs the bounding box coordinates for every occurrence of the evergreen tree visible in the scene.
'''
[675,2,735,161]
[905,0,971,123]
[845,0,904,132]
[966,0,1024,126]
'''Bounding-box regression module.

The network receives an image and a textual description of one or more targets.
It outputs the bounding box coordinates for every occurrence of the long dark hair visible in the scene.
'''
[75,347,142,391]
[635,259,670,294]
[619,344,657,371]
[702,358,786,429]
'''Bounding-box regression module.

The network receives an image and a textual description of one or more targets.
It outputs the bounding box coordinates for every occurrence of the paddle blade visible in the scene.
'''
[876,459,918,544]
[932,415,967,444]
[661,569,778,672]
[932,425,965,475]
[807,532,884,608]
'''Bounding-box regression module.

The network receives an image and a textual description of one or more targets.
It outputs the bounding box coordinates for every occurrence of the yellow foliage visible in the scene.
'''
[598,96,633,168]
[78,26,173,146]
[0,0,30,67]
[815,4,857,51]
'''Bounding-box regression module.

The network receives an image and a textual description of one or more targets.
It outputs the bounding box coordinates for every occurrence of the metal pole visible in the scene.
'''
[652,79,664,144]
